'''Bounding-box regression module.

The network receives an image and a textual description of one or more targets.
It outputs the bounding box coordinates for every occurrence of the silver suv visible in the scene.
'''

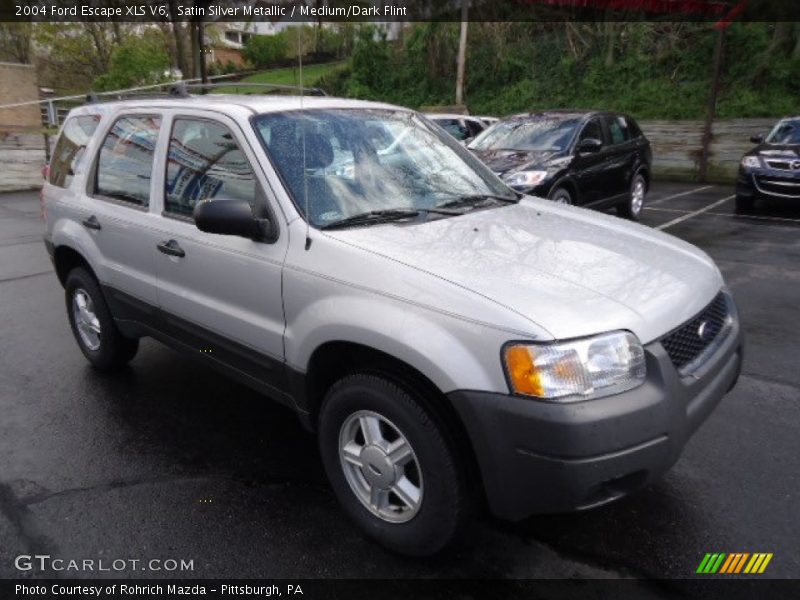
[42,93,743,556]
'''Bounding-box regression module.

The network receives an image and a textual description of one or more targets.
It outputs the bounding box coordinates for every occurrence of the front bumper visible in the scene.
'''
[448,315,743,521]
[737,170,800,201]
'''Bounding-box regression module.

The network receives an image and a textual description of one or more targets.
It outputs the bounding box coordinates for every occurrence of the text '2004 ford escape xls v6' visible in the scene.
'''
[43,91,743,556]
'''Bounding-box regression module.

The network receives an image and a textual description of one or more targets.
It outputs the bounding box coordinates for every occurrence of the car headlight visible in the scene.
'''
[503,331,646,401]
[741,156,761,170]
[504,170,548,188]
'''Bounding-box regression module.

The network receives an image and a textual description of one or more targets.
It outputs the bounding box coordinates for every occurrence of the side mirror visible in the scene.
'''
[750,134,765,144]
[194,199,272,240]
[578,138,603,154]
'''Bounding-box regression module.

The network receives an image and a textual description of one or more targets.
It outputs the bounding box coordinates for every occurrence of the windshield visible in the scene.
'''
[765,119,800,145]
[252,109,513,228]
[469,117,582,152]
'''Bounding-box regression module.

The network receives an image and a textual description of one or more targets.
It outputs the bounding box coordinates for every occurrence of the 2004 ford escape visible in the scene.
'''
[42,92,743,556]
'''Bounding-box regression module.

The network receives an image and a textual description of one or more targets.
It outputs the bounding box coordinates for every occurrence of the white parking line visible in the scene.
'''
[646,205,800,225]
[648,185,715,206]
[656,196,735,230]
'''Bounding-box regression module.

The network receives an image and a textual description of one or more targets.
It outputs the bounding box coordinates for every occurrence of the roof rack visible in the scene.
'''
[84,81,327,104]
[174,82,328,97]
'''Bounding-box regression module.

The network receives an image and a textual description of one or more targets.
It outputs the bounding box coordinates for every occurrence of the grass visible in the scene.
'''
[213,61,345,94]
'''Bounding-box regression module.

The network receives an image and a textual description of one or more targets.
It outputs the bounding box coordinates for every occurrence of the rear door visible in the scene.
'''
[84,112,165,314]
[601,113,637,200]
[152,111,289,394]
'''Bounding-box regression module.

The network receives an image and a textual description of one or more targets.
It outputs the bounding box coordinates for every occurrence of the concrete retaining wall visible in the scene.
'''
[640,118,777,183]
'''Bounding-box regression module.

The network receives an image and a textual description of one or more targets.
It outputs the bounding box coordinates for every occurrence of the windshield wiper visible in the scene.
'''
[319,209,421,230]
[437,193,519,210]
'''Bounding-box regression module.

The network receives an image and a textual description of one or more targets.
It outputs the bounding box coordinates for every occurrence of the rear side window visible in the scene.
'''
[49,115,100,188]
[164,118,256,218]
[94,115,161,207]
[605,115,631,145]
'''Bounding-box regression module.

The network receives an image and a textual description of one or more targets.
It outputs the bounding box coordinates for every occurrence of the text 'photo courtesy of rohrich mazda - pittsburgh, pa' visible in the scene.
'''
[3,1,800,597]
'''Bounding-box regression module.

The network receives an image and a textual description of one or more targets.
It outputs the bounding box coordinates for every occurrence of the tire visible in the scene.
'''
[318,373,467,556]
[735,195,755,214]
[549,186,573,205]
[65,267,139,370]
[618,172,647,221]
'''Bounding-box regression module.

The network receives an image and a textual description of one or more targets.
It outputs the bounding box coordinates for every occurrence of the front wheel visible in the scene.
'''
[318,374,467,556]
[549,186,573,205]
[618,173,647,221]
[735,195,755,214]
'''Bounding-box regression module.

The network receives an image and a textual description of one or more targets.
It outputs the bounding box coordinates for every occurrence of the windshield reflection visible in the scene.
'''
[252,109,513,228]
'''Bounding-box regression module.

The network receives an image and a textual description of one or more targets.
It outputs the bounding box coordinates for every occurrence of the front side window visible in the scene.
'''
[253,109,513,228]
[579,119,604,143]
[165,119,255,218]
[49,115,100,188]
[470,117,582,152]
[95,115,161,207]
[434,118,470,141]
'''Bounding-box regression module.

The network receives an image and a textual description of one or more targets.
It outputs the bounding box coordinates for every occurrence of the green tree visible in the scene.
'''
[242,34,289,68]
[93,34,170,91]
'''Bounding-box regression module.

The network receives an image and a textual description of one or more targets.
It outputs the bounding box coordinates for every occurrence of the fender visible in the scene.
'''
[285,293,519,397]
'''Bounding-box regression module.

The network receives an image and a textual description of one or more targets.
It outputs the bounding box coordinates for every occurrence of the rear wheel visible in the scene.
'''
[65,268,138,370]
[735,195,755,214]
[549,186,573,205]
[318,373,467,556]
[618,173,647,221]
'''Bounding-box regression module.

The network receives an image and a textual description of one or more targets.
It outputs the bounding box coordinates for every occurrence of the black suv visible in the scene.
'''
[736,117,800,212]
[468,110,652,220]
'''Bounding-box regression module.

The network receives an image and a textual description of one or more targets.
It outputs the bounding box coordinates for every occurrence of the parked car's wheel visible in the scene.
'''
[735,195,755,214]
[618,173,647,221]
[549,186,573,205]
[65,268,138,370]
[318,373,467,556]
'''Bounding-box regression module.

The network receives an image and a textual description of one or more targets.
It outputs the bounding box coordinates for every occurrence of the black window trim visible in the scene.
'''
[87,112,162,212]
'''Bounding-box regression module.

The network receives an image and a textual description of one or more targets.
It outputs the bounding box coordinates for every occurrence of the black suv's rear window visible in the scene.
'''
[49,115,101,188]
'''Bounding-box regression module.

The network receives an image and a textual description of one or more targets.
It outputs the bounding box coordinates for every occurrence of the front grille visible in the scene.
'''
[764,159,794,171]
[754,176,800,198]
[660,292,730,372]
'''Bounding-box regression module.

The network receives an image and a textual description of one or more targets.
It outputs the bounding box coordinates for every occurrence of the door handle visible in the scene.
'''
[82,215,102,230]
[157,239,186,258]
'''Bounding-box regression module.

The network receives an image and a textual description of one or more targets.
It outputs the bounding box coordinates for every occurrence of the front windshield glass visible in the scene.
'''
[469,117,581,152]
[252,109,513,228]
[765,119,800,145]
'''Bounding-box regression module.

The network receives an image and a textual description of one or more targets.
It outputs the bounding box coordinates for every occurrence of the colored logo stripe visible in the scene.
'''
[697,552,773,574]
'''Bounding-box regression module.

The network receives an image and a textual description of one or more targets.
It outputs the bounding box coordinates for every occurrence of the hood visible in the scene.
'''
[470,148,564,176]
[327,198,723,344]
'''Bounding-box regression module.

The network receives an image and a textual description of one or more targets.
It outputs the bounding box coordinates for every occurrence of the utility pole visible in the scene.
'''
[699,26,726,182]
[455,0,469,107]
[198,19,209,86]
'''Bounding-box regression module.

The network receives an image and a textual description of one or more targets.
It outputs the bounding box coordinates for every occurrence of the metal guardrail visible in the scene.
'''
[0,70,328,129]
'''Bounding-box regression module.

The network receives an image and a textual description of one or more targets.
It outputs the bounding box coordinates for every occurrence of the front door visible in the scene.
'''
[152,113,288,395]
[571,117,608,206]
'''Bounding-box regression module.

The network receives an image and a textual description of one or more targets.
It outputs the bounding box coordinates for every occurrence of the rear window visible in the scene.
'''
[94,115,161,207]
[49,115,101,188]
[605,115,632,145]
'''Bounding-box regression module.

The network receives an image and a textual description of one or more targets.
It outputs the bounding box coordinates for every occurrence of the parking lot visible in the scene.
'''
[1,181,798,583]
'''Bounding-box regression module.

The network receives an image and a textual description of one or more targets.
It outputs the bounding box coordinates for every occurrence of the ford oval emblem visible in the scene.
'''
[792,160,800,170]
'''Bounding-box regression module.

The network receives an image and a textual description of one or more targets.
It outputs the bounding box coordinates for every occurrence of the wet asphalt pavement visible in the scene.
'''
[0,183,798,584]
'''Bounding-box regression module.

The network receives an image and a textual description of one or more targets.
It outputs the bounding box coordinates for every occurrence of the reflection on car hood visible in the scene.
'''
[470,148,562,175]
[328,198,723,343]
